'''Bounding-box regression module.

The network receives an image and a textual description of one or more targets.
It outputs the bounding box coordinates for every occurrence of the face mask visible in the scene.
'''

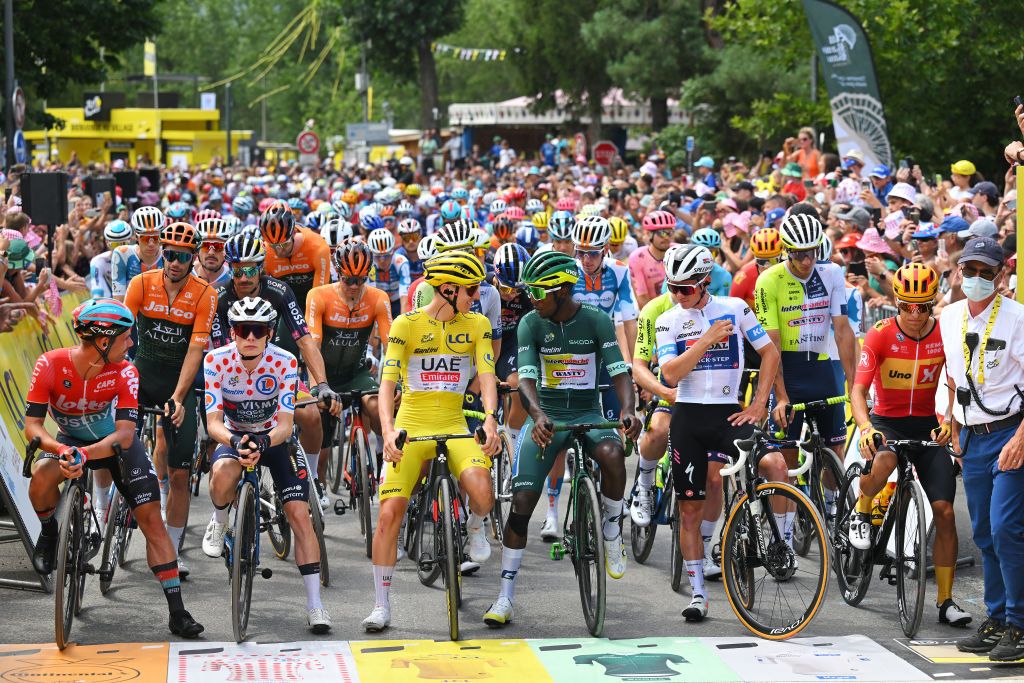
[962,275,995,302]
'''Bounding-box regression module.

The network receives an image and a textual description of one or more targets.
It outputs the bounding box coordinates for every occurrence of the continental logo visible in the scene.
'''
[0,658,144,682]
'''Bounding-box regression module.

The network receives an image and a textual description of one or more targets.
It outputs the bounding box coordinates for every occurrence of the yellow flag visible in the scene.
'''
[143,40,156,77]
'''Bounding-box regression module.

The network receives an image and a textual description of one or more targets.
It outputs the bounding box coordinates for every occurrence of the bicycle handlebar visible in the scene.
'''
[22,437,123,479]
[772,395,848,439]
[720,431,815,479]
[394,427,487,450]
[141,402,177,448]
[545,419,634,433]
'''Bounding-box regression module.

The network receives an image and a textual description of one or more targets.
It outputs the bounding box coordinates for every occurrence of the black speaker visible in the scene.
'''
[84,176,117,216]
[21,172,69,226]
[114,171,138,203]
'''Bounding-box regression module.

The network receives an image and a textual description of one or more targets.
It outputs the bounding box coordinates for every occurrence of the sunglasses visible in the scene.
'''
[651,229,673,237]
[139,235,160,245]
[231,265,261,278]
[231,323,271,340]
[575,249,604,259]
[342,275,367,286]
[201,242,225,252]
[162,249,194,264]
[108,240,130,250]
[400,233,420,240]
[496,281,522,296]
[897,301,934,314]
[668,281,706,297]
[755,257,781,268]
[268,239,293,251]
[788,249,817,262]
[526,285,560,300]
[962,266,999,281]
[463,284,480,296]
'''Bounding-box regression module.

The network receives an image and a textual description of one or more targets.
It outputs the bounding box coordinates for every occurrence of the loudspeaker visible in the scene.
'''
[84,175,117,216]
[114,171,138,203]
[21,172,69,226]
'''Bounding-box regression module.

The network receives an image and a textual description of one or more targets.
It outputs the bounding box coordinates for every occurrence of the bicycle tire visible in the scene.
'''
[490,430,513,543]
[330,417,347,495]
[791,505,813,557]
[630,498,658,564]
[439,478,461,641]
[669,485,683,592]
[896,477,927,638]
[264,486,291,561]
[309,484,330,587]
[54,485,83,650]
[99,490,125,595]
[403,493,421,562]
[189,442,204,498]
[833,462,873,606]
[809,446,845,542]
[722,481,829,640]
[574,475,606,637]
[231,481,257,643]
[355,427,373,559]
[416,483,442,586]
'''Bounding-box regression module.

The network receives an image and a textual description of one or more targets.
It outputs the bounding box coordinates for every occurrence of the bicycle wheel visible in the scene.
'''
[189,442,204,498]
[490,430,513,543]
[630,489,658,564]
[438,478,461,641]
[355,427,373,559]
[896,477,927,637]
[116,510,134,568]
[668,485,683,592]
[574,475,606,637]
[415,480,441,585]
[99,490,125,595]
[722,481,829,640]
[309,486,330,587]
[54,486,83,650]
[263,485,291,561]
[809,447,845,542]
[833,462,873,606]
[791,506,814,557]
[330,417,347,495]
[231,481,258,643]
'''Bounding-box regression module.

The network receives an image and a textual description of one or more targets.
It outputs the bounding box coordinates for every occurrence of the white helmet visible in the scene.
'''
[779,213,824,251]
[665,244,715,285]
[470,227,491,250]
[818,233,833,262]
[322,217,354,248]
[526,198,544,215]
[571,215,612,249]
[417,233,440,261]
[579,203,601,218]
[223,215,244,237]
[367,228,395,254]
[130,205,165,235]
[227,296,277,326]
[196,216,232,242]
[103,220,133,243]
[490,199,507,215]
[435,219,476,252]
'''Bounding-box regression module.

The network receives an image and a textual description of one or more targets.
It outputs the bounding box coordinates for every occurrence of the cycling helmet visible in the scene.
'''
[334,240,373,277]
[223,215,244,237]
[435,220,476,252]
[526,198,545,215]
[73,298,134,339]
[579,203,601,218]
[555,197,577,212]
[516,225,540,252]
[892,263,939,303]
[691,227,722,249]
[166,201,191,222]
[367,228,395,255]
[469,188,483,205]
[379,205,395,220]
[417,233,440,261]
[521,250,579,288]
[364,181,382,195]
[225,232,265,264]
[750,228,783,259]
[365,200,385,216]
[361,213,385,233]
[287,197,308,215]
[665,244,715,285]
[259,201,295,244]
[423,251,486,287]
[131,206,166,235]
[334,200,353,221]
[104,220,133,243]
[161,221,201,251]
[531,212,549,230]
[341,189,359,205]
[195,208,222,223]
[321,217,354,248]
[608,216,629,245]
[642,210,675,232]
[505,206,526,222]
[228,296,277,326]
[395,200,414,217]
[549,211,576,241]
[505,187,526,203]
[405,183,422,197]
[817,233,833,263]
[257,197,277,214]
[493,243,531,287]
[460,205,474,223]
[571,215,612,249]
[304,211,325,232]
[440,200,462,222]
[470,227,491,250]
[492,216,516,241]
[232,195,254,216]
[397,218,421,235]
[779,213,823,250]
[490,199,507,216]
[196,216,231,243]
[451,187,469,202]
[380,187,401,205]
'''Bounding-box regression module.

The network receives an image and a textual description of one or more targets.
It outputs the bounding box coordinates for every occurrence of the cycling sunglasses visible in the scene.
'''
[526,284,560,300]
[575,248,604,259]
[897,301,934,314]
[342,275,367,286]
[138,235,160,245]
[268,239,293,251]
[788,249,817,263]
[462,284,480,296]
[231,265,261,279]
[231,323,271,340]
[201,241,225,252]
[755,257,781,268]
[668,281,705,296]
[496,281,522,296]
[162,249,194,264]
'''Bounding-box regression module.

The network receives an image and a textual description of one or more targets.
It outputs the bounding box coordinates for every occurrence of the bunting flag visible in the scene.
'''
[431,42,523,61]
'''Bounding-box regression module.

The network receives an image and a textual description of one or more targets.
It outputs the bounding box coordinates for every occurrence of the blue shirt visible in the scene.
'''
[541,142,556,166]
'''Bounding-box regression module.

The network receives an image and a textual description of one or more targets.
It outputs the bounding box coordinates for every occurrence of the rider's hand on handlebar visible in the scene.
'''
[315,383,342,417]
[166,399,185,428]
[382,429,404,463]
[771,400,791,429]
[857,424,884,460]
[231,435,263,467]
[531,412,554,448]
[57,445,86,479]
[480,415,500,456]
[621,412,641,441]
[932,420,953,447]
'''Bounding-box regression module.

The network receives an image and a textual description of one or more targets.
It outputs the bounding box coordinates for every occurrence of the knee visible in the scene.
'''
[680,504,703,528]
[298,406,320,429]
[376,503,404,531]
[168,468,189,485]
[932,502,955,530]
[706,469,723,491]
[761,453,788,480]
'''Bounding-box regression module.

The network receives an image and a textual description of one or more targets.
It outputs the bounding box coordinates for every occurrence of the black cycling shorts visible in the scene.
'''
[47,433,161,510]
[210,440,310,505]
[871,414,956,504]
[496,334,518,382]
[669,403,752,501]
[320,372,379,450]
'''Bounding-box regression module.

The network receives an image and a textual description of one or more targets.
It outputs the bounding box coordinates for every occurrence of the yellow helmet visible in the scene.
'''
[750,228,783,258]
[892,263,939,303]
[405,183,422,197]
[424,251,486,287]
[531,212,549,230]
[608,217,630,245]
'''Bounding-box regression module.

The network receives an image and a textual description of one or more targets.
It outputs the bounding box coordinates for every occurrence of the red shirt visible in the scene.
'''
[855,317,945,417]
[730,261,759,308]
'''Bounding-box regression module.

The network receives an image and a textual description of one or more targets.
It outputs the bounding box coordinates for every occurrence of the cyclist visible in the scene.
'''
[654,244,779,622]
[730,228,782,309]
[490,243,533,442]
[536,210,574,256]
[850,263,971,627]
[231,194,256,226]
[112,206,165,301]
[405,234,440,311]
[363,251,500,633]
[194,214,233,287]
[690,228,733,296]
[609,216,637,261]
[396,218,427,280]
[483,250,641,627]
[531,212,551,246]
[368,227,411,318]
[90,220,133,298]
[26,298,204,638]
[204,296,331,633]
[629,210,675,310]
[124,222,217,577]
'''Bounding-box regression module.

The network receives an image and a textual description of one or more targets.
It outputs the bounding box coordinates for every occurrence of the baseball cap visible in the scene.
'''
[911,225,941,239]
[765,207,786,227]
[951,160,976,176]
[958,236,1004,267]
[732,180,755,192]
[888,182,917,203]
[939,215,970,235]
[836,232,863,250]
[957,218,999,240]
[869,165,891,179]
[694,156,715,169]
[835,206,871,231]
[969,181,999,200]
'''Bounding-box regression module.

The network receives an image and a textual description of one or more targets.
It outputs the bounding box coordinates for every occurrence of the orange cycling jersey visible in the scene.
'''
[124,269,217,365]
[263,227,330,308]
[855,316,945,417]
[306,284,393,384]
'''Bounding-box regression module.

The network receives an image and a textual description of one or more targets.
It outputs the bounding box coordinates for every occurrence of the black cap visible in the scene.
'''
[959,236,1005,267]
[732,180,755,192]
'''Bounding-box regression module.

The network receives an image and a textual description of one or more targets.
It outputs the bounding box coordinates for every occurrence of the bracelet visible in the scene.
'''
[1016,149,1024,163]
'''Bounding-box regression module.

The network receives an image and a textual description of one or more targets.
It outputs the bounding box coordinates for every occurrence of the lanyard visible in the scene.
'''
[963,295,1002,385]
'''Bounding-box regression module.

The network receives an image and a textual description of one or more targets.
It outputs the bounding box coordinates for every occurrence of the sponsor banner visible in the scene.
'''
[0,642,168,682]
[351,639,548,683]
[168,641,358,683]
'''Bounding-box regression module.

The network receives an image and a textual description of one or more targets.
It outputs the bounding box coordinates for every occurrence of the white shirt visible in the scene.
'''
[939,295,1024,426]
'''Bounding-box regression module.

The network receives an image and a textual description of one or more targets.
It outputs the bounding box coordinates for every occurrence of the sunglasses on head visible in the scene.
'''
[162,249,194,264]
[668,281,706,297]
[897,301,933,314]
[231,265,261,278]
[201,241,225,252]
[231,323,271,340]
[496,281,522,296]
[342,275,367,286]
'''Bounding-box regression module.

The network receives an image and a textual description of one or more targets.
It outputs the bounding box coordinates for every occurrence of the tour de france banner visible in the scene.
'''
[802,0,893,169]
[0,292,88,545]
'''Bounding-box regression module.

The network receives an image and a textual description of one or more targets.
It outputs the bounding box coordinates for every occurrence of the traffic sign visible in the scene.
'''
[13,130,27,165]
[11,86,25,130]
[296,130,320,156]
[346,122,390,145]
[592,140,618,167]
[686,135,695,152]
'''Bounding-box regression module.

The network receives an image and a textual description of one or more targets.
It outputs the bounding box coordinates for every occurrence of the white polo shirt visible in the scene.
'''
[939,295,1024,426]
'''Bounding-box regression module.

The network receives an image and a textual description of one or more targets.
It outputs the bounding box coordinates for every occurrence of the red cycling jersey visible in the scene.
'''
[855,317,945,417]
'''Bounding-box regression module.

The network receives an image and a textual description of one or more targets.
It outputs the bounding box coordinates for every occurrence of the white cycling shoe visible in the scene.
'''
[630,488,654,528]
[307,607,332,634]
[604,535,627,579]
[202,519,227,558]
[483,596,514,627]
[468,525,491,563]
[362,605,391,632]
[540,517,559,542]
[683,594,708,622]
[177,557,190,580]
[703,555,722,580]
[848,512,872,551]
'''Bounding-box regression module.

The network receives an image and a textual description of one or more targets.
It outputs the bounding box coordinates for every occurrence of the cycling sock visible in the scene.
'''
[37,510,57,536]
[468,511,485,532]
[700,520,716,556]
[855,494,872,515]
[167,525,184,555]
[546,476,563,520]
[373,564,394,610]
[151,561,184,614]
[298,562,323,610]
[498,547,524,601]
[784,511,795,545]
[94,482,112,517]
[935,566,954,606]
[685,559,705,598]
[773,513,788,546]
[306,451,319,480]
[638,461,657,489]
[213,501,230,526]
[602,497,623,540]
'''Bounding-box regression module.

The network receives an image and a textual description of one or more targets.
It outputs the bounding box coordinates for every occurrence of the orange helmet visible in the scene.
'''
[750,228,783,259]
[892,263,939,303]
[333,240,372,277]
[259,201,295,244]
[161,222,201,251]
[380,205,395,218]
[342,189,359,205]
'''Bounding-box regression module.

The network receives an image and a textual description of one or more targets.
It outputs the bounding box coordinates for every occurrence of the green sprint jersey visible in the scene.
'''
[517,303,629,415]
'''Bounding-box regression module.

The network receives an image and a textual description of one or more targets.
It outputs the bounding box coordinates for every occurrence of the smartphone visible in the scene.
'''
[1015,95,1023,108]
[33,257,45,273]
[905,206,921,222]
[1009,198,1018,210]
[898,159,909,170]
[848,261,868,278]
[861,179,872,192]
[803,179,813,188]
[704,201,717,212]
[933,173,943,187]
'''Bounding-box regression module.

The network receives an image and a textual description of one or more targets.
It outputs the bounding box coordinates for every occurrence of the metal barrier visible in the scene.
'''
[862,304,898,333]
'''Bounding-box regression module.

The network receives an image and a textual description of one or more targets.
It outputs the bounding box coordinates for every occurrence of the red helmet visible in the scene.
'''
[505,187,526,203]
[642,210,676,232]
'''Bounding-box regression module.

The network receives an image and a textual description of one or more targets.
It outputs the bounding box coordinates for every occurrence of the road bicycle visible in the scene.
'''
[489,384,518,543]
[329,389,379,559]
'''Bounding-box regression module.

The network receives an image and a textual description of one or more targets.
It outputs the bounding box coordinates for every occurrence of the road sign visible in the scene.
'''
[346,122,390,145]
[11,87,25,130]
[296,130,321,155]
[592,140,617,167]
[13,131,27,165]
[686,135,695,152]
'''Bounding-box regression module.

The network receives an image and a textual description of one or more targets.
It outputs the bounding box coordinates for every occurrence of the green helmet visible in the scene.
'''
[522,250,579,288]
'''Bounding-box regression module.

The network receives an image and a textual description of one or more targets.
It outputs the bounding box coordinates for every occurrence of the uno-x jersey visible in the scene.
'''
[856,317,945,417]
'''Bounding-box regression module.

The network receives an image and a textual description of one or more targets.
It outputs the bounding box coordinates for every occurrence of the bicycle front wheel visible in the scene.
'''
[231,481,258,643]
[833,463,873,606]
[415,484,441,586]
[355,427,373,559]
[722,482,829,640]
[264,486,291,561]
[896,477,927,637]
[438,478,461,641]
[668,485,683,592]
[54,486,84,650]
[809,447,846,543]
[99,490,125,595]
[309,485,330,587]
[490,430,514,543]
[574,475,606,637]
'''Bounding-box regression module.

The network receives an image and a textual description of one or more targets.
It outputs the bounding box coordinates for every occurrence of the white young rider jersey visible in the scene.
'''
[204,341,299,433]
[939,295,1024,426]
[655,295,771,404]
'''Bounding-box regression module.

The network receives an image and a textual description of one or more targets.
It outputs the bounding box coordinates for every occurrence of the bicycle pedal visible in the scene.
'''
[550,542,565,560]
[418,555,434,573]
[334,500,346,516]
[84,562,97,575]
[261,568,273,579]
[97,567,113,582]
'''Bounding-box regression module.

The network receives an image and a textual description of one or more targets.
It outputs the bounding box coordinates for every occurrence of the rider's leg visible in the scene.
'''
[505,372,526,438]
[135,500,188,613]
[370,496,410,611]
[154,428,168,506]
[591,440,627,540]
[702,460,725,559]
[295,404,323,483]
[497,490,542,602]
[544,452,566,529]
[93,469,113,521]
[459,465,495,528]
[638,411,669,485]
[28,458,63,571]
[284,499,323,610]
[165,466,190,552]
[680,499,707,596]
[363,395,385,469]
[208,457,242,515]
[932,500,958,604]
[856,450,897,515]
